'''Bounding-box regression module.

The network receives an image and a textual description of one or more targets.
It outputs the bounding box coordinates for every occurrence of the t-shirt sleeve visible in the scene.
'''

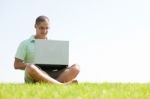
[15,41,26,60]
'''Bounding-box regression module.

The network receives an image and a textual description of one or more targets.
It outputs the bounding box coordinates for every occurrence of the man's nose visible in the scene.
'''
[42,29,48,33]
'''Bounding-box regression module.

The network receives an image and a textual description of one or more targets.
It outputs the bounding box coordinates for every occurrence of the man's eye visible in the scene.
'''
[39,27,49,30]
[39,27,44,29]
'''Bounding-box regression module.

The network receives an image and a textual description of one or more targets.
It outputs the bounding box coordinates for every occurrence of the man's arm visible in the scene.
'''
[14,58,27,70]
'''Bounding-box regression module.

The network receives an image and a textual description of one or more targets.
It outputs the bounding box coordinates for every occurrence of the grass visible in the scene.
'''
[0,82,150,99]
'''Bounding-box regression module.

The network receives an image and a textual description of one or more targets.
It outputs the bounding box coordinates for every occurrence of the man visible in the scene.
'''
[14,15,80,84]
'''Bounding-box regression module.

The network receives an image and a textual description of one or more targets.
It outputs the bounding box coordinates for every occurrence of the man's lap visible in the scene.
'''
[24,65,68,83]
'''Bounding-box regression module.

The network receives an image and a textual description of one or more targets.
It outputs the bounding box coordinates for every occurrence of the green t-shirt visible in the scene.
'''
[15,35,36,63]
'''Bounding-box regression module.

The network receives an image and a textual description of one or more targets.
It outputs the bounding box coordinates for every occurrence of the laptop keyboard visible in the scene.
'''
[35,64,68,70]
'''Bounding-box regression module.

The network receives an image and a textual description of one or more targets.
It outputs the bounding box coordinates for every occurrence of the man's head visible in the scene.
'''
[34,15,50,39]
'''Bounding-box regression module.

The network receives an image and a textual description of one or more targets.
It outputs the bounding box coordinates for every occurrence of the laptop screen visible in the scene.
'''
[33,39,69,68]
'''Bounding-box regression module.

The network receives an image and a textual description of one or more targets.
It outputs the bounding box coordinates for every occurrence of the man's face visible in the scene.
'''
[35,20,49,39]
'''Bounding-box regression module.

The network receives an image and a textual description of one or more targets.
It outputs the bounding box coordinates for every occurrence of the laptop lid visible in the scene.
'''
[33,39,69,66]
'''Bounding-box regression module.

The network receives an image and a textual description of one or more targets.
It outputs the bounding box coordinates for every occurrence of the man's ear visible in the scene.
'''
[34,24,37,28]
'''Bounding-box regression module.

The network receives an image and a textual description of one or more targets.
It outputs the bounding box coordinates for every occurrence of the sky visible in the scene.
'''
[1,0,150,83]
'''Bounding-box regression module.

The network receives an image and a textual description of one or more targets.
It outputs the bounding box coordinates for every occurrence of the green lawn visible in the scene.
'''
[0,83,150,99]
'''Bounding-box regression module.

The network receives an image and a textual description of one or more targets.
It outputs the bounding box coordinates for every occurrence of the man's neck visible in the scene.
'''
[34,35,47,39]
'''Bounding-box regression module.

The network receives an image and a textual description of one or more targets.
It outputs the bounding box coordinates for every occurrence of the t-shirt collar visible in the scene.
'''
[29,35,36,42]
[29,35,48,42]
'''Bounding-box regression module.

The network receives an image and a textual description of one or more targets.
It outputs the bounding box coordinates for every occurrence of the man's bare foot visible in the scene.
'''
[63,80,78,85]
[72,80,78,84]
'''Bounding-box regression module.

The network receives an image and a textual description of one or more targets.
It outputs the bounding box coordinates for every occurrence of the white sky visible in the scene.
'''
[1,0,150,83]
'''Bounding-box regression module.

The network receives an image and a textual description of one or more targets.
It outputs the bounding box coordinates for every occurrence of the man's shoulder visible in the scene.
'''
[20,35,35,45]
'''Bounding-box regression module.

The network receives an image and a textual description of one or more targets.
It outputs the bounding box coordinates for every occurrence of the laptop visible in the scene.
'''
[33,39,69,70]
